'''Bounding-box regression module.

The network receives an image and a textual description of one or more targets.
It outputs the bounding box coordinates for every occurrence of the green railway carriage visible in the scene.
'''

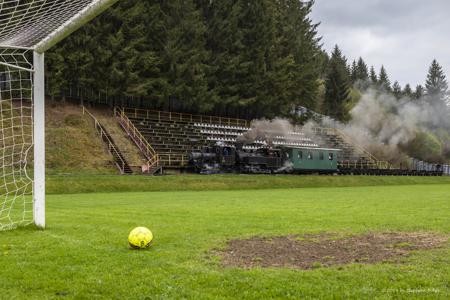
[282,147,340,173]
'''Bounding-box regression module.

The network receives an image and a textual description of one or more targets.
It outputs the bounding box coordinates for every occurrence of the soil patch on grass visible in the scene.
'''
[218,232,447,270]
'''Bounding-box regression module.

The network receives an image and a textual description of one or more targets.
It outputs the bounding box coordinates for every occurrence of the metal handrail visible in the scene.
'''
[114,107,160,170]
[121,107,249,127]
[334,128,391,170]
[82,106,128,174]
[158,153,189,167]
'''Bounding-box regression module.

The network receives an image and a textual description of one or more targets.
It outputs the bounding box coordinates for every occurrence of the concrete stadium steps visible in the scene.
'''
[83,107,134,174]
[93,111,148,173]
[99,125,133,175]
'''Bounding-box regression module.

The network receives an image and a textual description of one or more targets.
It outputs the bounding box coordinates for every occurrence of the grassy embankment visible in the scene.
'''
[46,103,115,175]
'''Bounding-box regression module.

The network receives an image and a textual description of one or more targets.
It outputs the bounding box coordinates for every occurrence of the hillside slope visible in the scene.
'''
[46,102,115,175]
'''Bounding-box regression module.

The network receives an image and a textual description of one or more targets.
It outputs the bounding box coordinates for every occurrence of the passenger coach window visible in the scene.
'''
[308,152,313,160]
[319,152,324,160]
[328,153,334,160]
[298,151,303,159]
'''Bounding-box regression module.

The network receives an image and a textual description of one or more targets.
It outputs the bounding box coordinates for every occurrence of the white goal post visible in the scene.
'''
[0,0,118,230]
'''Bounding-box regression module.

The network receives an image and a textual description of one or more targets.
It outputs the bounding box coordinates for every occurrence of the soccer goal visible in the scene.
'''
[0,0,118,230]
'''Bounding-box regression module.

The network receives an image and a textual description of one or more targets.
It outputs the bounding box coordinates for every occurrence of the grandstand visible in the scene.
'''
[105,107,386,172]
[115,108,247,169]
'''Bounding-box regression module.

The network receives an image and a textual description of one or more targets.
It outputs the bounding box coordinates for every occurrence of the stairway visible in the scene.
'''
[94,110,148,173]
[98,123,133,174]
[114,108,162,174]
[83,107,133,174]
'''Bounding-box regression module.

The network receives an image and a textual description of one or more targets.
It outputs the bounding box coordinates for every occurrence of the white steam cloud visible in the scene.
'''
[238,87,450,165]
[238,118,295,145]
[324,88,450,164]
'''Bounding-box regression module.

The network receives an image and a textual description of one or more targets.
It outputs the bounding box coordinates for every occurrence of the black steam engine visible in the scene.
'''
[189,145,284,174]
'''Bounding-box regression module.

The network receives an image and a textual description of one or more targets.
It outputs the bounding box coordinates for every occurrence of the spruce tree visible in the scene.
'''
[414,85,424,100]
[199,0,278,117]
[317,50,330,78]
[402,83,413,98]
[354,57,369,89]
[46,0,323,118]
[378,65,391,91]
[161,0,211,112]
[323,45,351,121]
[270,0,322,115]
[113,1,167,105]
[425,59,448,106]
[350,60,358,83]
[46,46,68,102]
[356,57,369,82]
[392,81,402,99]
[369,66,378,85]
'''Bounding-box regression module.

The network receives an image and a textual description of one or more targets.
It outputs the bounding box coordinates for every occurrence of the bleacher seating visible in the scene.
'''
[126,117,204,167]
[120,108,385,170]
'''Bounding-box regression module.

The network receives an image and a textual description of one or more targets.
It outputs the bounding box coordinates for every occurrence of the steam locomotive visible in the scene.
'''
[189,144,340,174]
[189,144,445,176]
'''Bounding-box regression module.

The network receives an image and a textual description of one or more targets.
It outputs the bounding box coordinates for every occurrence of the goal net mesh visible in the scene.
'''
[0,48,33,230]
[0,0,117,230]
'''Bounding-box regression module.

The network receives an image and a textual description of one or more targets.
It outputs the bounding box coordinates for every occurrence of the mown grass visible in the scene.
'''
[0,184,449,299]
[46,174,450,194]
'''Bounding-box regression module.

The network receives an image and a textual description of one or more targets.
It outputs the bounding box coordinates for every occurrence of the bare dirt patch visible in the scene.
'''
[217,232,447,270]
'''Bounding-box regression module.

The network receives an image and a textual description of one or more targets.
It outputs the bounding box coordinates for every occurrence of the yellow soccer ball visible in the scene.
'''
[128,227,153,249]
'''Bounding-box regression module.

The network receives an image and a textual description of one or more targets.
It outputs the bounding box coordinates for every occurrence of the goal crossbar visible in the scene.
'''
[0,0,118,53]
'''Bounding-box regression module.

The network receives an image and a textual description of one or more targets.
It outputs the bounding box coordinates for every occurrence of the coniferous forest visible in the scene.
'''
[46,0,449,125]
[47,0,323,119]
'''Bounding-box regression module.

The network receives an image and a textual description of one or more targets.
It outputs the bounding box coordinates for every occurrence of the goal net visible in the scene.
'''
[0,48,33,230]
[0,0,117,230]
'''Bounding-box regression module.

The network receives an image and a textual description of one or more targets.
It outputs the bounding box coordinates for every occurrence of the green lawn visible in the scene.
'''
[46,174,450,194]
[1,183,449,299]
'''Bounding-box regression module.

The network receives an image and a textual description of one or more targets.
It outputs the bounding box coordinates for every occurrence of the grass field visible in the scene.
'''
[1,178,449,299]
[46,174,450,194]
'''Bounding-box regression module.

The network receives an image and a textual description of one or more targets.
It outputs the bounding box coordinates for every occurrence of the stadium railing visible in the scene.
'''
[114,107,160,173]
[83,106,131,174]
[313,127,391,170]
[121,107,249,127]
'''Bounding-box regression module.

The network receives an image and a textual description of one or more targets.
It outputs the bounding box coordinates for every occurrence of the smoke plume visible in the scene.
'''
[324,88,450,164]
[237,87,450,165]
[238,118,295,145]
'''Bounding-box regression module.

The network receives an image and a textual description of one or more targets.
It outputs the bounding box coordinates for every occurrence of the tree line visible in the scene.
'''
[47,0,449,125]
[322,45,449,122]
[47,0,323,119]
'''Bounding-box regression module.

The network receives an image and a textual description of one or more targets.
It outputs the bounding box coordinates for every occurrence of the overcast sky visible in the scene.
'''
[310,0,450,88]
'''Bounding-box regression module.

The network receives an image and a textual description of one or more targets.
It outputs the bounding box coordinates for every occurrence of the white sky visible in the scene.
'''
[310,0,450,88]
